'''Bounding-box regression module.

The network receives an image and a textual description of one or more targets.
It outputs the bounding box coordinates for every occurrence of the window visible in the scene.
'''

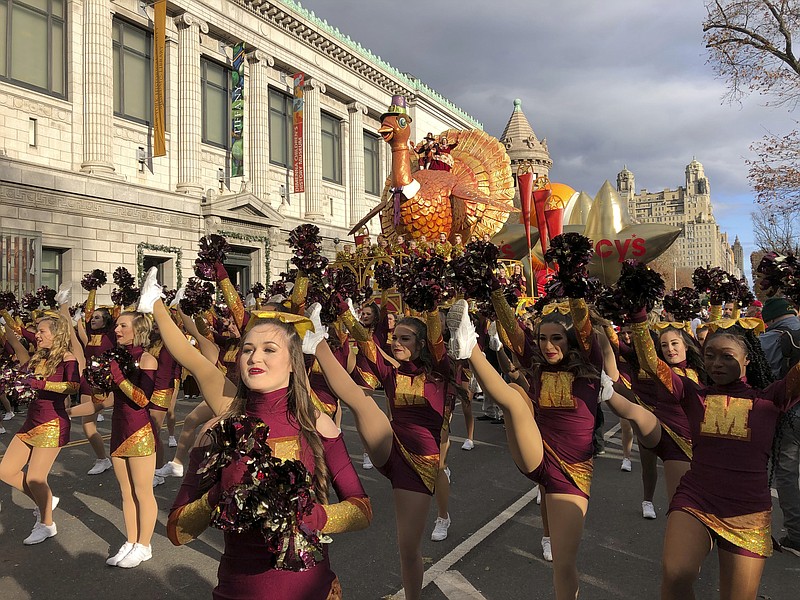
[224,248,253,292]
[269,88,292,167]
[112,19,152,124]
[0,0,65,96]
[364,132,381,195]
[321,112,341,183]
[142,255,167,287]
[40,247,62,290]
[202,58,230,148]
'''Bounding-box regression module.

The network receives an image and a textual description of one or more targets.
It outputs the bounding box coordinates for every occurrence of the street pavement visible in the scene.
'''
[1,393,798,599]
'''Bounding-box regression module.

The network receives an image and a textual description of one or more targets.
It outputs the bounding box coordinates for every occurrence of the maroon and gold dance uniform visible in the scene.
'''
[16,359,80,447]
[345,311,449,495]
[149,342,182,412]
[168,388,371,600]
[669,371,800,557]
[493,295,600,498]
[79,298,117,401]
[306,328,351,418]
[109,345,157,457]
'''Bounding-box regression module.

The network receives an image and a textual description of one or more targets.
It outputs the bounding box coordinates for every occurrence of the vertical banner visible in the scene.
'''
[292,72,305,193]
[152,0,166,157]
[231,42,246,177]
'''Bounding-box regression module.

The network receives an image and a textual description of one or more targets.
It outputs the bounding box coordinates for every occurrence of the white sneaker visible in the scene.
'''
[642,501,657,519]
[155,461,184,478]
[461,439,474,451]
[88,458,112,475]
[2,411,13,421]
[0,426,5,434]
[152,475,166,487]
[96,413,105,422]
[446,299,478,360]
[116,543,152,568]
[362,453,373,470]
[444,466,451,483]
[23,522,57,545]
[431,515,451,541]
[541,536,553,562]
[621,458,632,472]
[106,542,135,566]
[168,436,178,448]
[33,496,59,524]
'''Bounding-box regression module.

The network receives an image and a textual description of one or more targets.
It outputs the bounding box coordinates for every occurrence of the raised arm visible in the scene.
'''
[214,262,249,331]
[490,288,526,358]
[4,325,30,365]
[179,309,221,364]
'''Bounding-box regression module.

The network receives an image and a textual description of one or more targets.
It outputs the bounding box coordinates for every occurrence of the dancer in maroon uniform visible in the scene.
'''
[0,313,79,544]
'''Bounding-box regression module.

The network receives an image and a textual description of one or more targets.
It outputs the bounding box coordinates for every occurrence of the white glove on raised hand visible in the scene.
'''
[266,294,286,305]
[302,303,329,355]
[446,299,478,360]
[488,320,502,351]
[599,370,614,403]
[245,293,256,309]
[170,286,186,308]
[347,298,359,320]
[137,267,164,314]
[55,283,72,306]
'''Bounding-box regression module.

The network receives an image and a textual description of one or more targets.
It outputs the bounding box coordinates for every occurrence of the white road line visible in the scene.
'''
[604,423,621,441]
[434,570,487,599]
[389,486,539,599]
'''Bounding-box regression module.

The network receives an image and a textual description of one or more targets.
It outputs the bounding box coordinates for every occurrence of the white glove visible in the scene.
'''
[170,286,186,309]
[599,370,614,403]
[72,310,83,326]
[266,294,286,305]
[446,299,478,360]
[488,320,502,351]
[245,293,256,309]
[136,267,165,314]
[347,298,359,320]
[55,283,72,306]
[302,303,329,354]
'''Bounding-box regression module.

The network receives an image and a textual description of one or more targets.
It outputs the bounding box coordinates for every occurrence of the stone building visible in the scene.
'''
[499,98,551,191]
[732,236,744,276]
[0,0,479,300]
[616,159,740,277]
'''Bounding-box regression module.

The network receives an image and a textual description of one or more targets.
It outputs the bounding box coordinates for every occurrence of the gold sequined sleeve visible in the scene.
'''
[604,324,619,352]
[339,310,371,343]
[631,322,675,392]
[709,304,722,321]
[425,310,446,364]
[194,314,215,342]
[84,289,96,325]
[490,288,525,357]
[0,310,22,336]
[321,497,372,534]
[568,298,592,353]
[218,277,246,331]
[168,492,213,545]
[289,273,309,315]
[43,381,80,394]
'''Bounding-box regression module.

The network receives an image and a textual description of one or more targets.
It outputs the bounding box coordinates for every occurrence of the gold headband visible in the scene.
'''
[706,317,765,337]
[246,311,315,339]
[653,321,694,338]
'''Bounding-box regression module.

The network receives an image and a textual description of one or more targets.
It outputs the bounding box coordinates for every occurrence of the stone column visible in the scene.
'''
[302,79,325,220]
[347,102,367,227]
[175,13,207,195]
[246,50,273,201]
[80,0,115,174]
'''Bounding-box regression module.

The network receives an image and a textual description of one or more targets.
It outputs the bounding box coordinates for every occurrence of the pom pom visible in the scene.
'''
[594,285,631,325]
[544,233,594,273]
[288,225,328,278]
[83,346,137,393]
[0,291,20,313]
[193,261,217,281]
[616,260,665,313]
[372,262,396,291]
[112,267,136,290]
[69,302,85,318]
[21,293,40,312]
[194,235,232,281]
[450,241,499,302]
[162,288,177,306]
[663,287,702,322]
[36,286,57,309]
[81,269,107,291]
[179,278,215,316]
[394,254,453,312]
[198,416,324,572]
[756,252,797,297]
[248,282,265,299]
[111,286,140,308]
[308,267,362,325]
[7,372,38,406]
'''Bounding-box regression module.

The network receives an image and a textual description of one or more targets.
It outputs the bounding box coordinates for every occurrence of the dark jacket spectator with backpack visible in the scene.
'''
[759,296,800,557]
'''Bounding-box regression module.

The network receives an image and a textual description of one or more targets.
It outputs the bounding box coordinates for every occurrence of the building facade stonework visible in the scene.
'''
[0,0,480,300]
[616,159,740,278]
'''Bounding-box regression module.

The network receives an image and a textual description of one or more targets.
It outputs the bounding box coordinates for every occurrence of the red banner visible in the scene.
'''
[292,73,305,193]
[517,171,534,252]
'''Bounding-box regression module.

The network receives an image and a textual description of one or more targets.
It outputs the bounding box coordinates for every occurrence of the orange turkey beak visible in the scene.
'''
[378,123,394,142]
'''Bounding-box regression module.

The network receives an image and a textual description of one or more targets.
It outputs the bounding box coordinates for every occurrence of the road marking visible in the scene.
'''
[389,486,539,599]
[434,570,486,599]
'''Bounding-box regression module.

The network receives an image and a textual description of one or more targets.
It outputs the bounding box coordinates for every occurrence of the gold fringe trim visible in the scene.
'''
[395,434,439,493]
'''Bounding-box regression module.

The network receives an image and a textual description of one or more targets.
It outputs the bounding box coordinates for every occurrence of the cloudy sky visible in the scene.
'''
[296,0,795,279]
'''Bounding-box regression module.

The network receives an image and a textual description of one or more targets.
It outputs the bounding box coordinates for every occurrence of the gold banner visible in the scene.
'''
[152,0,167,157]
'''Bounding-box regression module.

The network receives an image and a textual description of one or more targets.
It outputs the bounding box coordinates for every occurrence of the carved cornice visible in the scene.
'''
[174,12,209,34]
